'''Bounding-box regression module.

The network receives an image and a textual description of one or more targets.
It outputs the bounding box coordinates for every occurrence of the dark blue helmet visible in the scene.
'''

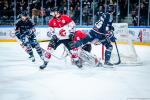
[21,11,28,17]
[17,11,28,19]
[51,7,63,14]
[51,7,58,12]
[107,5,114,13]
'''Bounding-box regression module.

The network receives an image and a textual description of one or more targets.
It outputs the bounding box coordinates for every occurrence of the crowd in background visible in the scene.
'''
[0,0,149,26]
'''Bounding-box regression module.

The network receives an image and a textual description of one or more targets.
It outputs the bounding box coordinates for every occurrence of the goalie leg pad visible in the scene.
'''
[70,48,82,68]
[79,50,101,67]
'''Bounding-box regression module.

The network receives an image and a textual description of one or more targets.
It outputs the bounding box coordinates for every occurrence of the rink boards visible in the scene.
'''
[0,24,150,46]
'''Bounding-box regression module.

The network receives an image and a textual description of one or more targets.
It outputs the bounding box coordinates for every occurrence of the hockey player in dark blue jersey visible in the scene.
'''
[15,11,45,62]
[74,5,116,66]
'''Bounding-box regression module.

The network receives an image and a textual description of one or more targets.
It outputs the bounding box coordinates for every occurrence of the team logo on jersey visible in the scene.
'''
[62,20,65,23]
[59,29,66,36]
[53,22,56,26]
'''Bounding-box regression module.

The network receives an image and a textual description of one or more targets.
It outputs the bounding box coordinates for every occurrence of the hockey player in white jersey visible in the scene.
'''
[40,7,82,69]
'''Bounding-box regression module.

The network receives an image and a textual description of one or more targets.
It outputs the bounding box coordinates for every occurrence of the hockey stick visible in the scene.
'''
[38,40,50,42]
[51,46,69,60]
[41,46,69,60]
[111,31,121,65]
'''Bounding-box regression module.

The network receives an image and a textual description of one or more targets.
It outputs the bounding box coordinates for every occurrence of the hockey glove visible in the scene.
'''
[68,33,74,41]
[27,29,36,39]
[15,32,21,39]
[52,35,58,42]
[108,33,116,42]
[15,32,26,42]
[48,35,58,49]
[109,26,114,32]
[68,41,75,49]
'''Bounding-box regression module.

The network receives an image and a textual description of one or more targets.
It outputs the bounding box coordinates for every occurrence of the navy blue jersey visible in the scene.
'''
[93,12,113,33]
[15,18,35,34]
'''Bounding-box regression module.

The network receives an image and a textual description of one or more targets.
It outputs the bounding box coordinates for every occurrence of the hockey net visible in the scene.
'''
[100,23,142,66]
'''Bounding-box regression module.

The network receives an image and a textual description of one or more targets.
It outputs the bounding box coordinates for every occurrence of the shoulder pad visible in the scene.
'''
[14,19,21,25]
[28,19,35,25]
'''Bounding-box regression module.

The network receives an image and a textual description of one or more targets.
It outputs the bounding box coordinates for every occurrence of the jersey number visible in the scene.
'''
[95,20,103,28]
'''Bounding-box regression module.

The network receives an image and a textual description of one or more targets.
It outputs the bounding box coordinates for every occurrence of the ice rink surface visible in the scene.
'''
[0,42,150,100]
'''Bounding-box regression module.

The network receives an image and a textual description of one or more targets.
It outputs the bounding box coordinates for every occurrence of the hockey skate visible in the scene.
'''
[29,55,35,62]
[40,61,48,70]
[104,61,113,66]
[74,60,82,68]
[96,60,103,67]
[103,61,114,68]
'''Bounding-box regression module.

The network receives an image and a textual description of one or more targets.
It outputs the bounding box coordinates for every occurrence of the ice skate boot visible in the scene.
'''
[104,61,113,67]
[74,60,82,68]
[29,55,35,62]
[40,61,48,70]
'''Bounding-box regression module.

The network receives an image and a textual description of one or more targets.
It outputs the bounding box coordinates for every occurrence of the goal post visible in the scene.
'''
[102,23,142,65]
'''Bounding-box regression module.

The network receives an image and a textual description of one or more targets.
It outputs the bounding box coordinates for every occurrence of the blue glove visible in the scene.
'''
[109,26,114,31]
[15,32,26,41]
[25,30,35,39]
[108,33,116,42]
[15,32,21,39]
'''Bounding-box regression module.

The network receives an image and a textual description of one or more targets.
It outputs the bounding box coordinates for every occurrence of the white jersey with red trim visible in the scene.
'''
[48,15,76,40]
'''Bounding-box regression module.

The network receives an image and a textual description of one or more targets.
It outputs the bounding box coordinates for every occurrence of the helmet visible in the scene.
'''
[99,11,104,16]
[17,11,28,19]
[51,7,58,12]
[107,5,114,13]
[21,11,28,17]
[50,7,63,15]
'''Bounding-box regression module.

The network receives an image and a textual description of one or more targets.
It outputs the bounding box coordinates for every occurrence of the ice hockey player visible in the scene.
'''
[15,11,45,62]
[40,7,82,69]
[73,5,116,66]
[73,30,102,67]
